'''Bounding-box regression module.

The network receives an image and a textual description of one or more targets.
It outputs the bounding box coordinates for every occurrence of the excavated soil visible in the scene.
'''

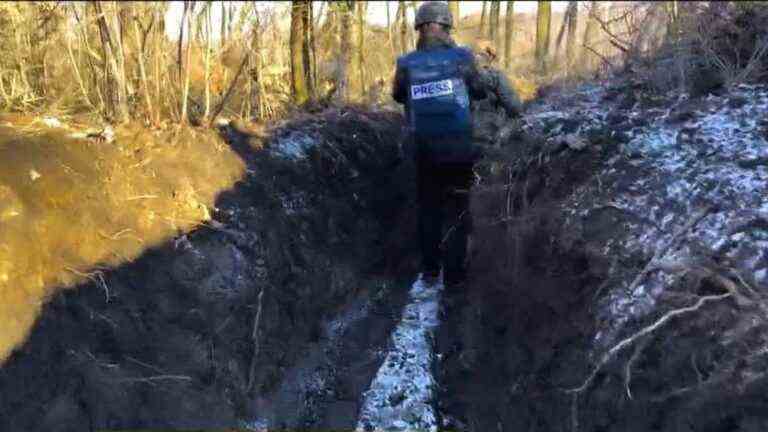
[437,132,607,431]
[437,77,768,432]
[0,107,419,431]
[0,117,244,364]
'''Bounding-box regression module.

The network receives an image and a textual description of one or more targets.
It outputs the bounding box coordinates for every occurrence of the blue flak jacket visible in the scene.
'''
[398,47,477,165]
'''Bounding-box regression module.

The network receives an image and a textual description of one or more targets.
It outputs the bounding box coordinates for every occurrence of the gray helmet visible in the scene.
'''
[414,2,453,30]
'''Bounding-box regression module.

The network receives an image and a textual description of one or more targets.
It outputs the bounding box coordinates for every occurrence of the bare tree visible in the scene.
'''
[582,2,605,71]
[301,1,314,99]
[180,1,194,124]
[131,4,156,123]
[220,1,227,47]
[93,1,129,123]
[204,3,214,121]
[398,1,408,54]
[554,1,578,75]
[290,1,310,105]
[250,8,265,119]
[489,1,500,42]
[504,1,515,70]
[665,0,679,42]
[481,1,488,37]
[309,2,317,92]
[535,1,552,73]
[330,1,353,102]
[566,1,578,71]
[387,1,392,53]
[353,1,367,100]
[448,1,459,30]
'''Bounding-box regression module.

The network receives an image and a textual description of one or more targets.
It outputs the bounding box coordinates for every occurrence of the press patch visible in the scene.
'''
[411,79,453,100]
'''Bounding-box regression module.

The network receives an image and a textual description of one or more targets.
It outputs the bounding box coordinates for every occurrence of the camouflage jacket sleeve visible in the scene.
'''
[480,68,523,117]
[460,49,487,101]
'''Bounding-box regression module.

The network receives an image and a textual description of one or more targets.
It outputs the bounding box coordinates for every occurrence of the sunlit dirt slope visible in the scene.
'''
[0,115,244,362]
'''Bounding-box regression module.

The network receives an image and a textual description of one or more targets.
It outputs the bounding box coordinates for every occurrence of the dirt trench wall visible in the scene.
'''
[438,79,768,432]
[0,108,414,431]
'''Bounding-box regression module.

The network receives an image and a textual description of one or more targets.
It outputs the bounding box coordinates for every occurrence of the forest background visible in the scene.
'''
[0,1,734,127]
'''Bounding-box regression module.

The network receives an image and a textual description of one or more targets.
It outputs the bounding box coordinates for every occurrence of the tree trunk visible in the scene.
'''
[480,1,487,36]
[535,1,551,74]
[504,1,514,70]
[94,2,129,123]
[583,2,602,71]
[493,2,503,48]
[353,1,366,100]
[251,9,264,119]
[398,1,407,54]
[227,3,235,39]
[220,1,227,47]
[203,3,212,121]
[309,2,318,93]
[179,2,187,76]
[153,4,164,124]
[387,1,392,52]
[301,1,314,100]
[290,1,310,106]
[565,1,578,75]
[180,1,193,124]
[408,2,416,52]
[665,1,679,42]
[132,10,155,122]
[448,1,459,30]
[488,0,499,41]
[331,1,353,103]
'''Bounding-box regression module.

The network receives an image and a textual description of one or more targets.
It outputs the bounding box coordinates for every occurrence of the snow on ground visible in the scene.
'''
[527,81,768,352]
[356,274,443,432]
[269,129,318,159]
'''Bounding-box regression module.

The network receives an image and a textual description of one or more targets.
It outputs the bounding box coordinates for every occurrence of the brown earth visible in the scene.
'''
[0,107,419,431]
[0,115,244,363]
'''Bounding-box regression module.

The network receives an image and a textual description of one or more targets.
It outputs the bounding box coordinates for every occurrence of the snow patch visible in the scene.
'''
[270,130,318,159]
[530,82,768,352]
[356,274,443,432]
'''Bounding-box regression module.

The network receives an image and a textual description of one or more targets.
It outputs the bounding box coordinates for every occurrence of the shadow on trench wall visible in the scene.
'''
[0,107,419,431]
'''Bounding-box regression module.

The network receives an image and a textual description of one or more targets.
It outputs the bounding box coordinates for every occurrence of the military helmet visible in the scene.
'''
[414,2,453,30]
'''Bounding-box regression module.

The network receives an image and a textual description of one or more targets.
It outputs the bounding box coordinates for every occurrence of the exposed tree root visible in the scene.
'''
[566,291,732,432]
[625,204,714,295]
[624,335,650,400]
[64,266,111,302]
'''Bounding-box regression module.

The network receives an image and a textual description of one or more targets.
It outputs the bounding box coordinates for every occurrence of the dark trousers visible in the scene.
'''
[417,160,474,280]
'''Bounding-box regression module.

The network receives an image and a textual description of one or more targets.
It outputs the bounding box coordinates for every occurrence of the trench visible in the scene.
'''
[3,80,768,431]
[0,108,423,431]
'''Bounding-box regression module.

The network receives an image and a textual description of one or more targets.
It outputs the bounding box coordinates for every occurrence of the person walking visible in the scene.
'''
[391,1,487,286]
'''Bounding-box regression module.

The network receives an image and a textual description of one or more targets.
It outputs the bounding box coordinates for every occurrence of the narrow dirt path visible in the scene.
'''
[356,275,444,431]
[244,277,413,430]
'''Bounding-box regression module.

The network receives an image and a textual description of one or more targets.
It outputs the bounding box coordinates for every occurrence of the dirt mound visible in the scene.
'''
[0,107,417,430]
[0,116,244,363]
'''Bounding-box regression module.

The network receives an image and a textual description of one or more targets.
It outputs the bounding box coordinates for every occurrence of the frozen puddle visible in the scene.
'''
[355,274,443,432]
